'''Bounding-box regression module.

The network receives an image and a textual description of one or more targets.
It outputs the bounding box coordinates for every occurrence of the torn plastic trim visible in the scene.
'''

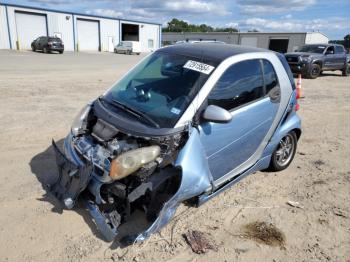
[85,198,118,242]
[135,128,213,242]
[51,139,93,209]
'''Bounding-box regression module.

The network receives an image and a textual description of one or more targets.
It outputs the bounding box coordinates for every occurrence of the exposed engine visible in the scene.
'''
[69,117,185,241]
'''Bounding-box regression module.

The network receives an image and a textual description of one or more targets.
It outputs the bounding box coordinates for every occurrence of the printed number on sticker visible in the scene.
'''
[183,60,215,75]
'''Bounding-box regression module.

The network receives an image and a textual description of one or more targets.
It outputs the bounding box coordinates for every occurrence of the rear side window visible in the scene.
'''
[277,53,296,89]
[262,59,278,94]
[335,45,345,54]
[208,59,264,111]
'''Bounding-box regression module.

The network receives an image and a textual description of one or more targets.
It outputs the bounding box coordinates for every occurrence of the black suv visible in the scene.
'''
[31,36,64,54]
[285,44,350,79]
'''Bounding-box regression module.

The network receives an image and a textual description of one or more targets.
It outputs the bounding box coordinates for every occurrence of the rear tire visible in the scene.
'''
[59,50,64,54]
[342,63,349,76]
[43,47,48,54]
[269,131,298,172]
[307,64,321,79]
[31,45,36,52]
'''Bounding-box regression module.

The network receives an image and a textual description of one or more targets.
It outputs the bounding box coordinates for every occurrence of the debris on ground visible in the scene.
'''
[287,200,304,209]
[313,160,326,170]
[243,221,285,248]
[183,230,218,254]
[332,207,348,218]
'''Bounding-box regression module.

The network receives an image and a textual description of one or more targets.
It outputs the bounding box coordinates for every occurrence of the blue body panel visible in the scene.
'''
[135,128,213,241]
[199,97,279,180]
[136,106,301,241]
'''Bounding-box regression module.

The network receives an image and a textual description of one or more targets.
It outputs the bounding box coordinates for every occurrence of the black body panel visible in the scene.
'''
[93,98,186,137]
[51,140,93,209]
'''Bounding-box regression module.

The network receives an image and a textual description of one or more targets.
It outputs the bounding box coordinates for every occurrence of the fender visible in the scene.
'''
[135,127,213,241]
[263,111,301,158]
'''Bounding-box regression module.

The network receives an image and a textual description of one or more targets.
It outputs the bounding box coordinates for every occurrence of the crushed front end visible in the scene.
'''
[51,102,186,242]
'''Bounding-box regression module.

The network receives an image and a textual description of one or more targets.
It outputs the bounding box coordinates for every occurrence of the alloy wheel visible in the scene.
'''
[275,134,295,167]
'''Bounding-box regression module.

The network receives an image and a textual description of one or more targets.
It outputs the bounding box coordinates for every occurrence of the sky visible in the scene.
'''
[2,0,349,39]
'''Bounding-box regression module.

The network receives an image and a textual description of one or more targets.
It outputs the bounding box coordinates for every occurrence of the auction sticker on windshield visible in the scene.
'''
[183,60,215,75]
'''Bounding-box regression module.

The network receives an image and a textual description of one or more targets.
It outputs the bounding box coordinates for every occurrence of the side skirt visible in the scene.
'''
[196,155,271,206]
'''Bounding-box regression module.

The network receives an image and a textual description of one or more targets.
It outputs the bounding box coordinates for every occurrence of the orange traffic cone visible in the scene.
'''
[296,74,304,99]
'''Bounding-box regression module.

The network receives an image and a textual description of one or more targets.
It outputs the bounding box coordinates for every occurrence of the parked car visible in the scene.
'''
[51,43,301,243]
[285,44,350,78]
[175,40,226,44]
[31,36,64,54]
[114,41,141,55]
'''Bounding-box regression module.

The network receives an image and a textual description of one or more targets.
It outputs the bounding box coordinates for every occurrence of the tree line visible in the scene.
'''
[162,18,239,33]
[329,34,350,49]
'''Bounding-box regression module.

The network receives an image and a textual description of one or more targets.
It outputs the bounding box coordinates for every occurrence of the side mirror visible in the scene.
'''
[202,105,232,123]
[326,50,334,55]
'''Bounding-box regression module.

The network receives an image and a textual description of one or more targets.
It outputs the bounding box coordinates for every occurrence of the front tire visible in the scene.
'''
[31,45,36,52]
[269,131,298,171]
[307,64,321,79]
[43,47,48,54]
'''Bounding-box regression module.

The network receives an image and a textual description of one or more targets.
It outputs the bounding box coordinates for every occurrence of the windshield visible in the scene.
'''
[103,51,216,128]
[296,45,326,53]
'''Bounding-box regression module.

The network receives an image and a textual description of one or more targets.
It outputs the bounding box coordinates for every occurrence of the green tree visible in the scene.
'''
[162,18,238,33]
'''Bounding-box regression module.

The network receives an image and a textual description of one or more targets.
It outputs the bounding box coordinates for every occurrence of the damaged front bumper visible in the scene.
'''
[52,135,120,241]
[50,129,213,243]
[51,139,93,209]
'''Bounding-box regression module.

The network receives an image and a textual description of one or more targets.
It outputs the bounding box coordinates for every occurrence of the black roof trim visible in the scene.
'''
[158,43,268,63]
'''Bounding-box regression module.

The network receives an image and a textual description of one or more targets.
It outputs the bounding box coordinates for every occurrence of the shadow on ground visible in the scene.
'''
[29,140,152,248]
[29,140,107,240]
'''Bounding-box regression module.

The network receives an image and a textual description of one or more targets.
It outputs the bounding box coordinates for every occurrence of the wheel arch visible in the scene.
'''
[312,59,323,69]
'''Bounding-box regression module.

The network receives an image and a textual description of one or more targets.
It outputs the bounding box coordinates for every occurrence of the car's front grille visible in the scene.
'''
[286,56,299,64]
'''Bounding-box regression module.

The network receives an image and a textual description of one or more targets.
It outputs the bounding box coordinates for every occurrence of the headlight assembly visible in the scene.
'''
[109,146,161,180]
[71,104,91,136]
[300,56,311,63]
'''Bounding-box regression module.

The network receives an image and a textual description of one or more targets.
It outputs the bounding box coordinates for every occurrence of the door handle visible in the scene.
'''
[269,88,281,103]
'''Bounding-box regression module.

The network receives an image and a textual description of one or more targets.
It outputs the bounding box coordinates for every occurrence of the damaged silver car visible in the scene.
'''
[52,43,301,242]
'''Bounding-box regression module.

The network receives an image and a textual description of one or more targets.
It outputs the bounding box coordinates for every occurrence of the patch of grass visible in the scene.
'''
[243,221,285,248]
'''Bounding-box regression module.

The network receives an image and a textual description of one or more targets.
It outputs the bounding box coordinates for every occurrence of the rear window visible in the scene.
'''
[277,53,296,90]
[48,38,61,42]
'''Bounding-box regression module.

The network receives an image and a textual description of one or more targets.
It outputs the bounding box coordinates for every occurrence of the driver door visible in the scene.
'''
[199,59,281,187]
[324,46,337,70]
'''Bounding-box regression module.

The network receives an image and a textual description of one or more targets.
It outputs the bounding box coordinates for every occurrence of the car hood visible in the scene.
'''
[285,52,322,57]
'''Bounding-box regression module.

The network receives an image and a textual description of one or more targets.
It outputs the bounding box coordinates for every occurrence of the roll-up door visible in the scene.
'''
[241,36,258,47]
[15,11,47,50]
[77,19,100,51]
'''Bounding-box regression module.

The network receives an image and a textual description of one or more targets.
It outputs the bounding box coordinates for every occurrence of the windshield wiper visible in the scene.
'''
[107,98,160,128]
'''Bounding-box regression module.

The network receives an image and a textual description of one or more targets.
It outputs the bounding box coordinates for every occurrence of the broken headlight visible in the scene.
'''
[71,104,91,136]
[109,146,160,180]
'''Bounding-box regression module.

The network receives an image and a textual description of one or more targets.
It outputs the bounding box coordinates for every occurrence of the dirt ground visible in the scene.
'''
[0,50,349,262]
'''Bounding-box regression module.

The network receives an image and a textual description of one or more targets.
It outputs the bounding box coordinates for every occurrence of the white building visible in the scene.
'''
[0,3,161,52]
[163,32,329,53]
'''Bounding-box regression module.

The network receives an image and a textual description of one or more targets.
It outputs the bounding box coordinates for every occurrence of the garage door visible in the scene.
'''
[77,19,100,51]
[15,12,47,50]
[241,37,258,47]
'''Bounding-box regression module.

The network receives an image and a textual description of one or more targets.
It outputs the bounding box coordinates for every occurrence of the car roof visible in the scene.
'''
[304,43,337,47]
[158,43,268,64]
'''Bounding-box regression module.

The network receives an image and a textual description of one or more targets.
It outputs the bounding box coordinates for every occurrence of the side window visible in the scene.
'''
[208,59,264,111]
[262,59,278,94]
[326,46,335,54]
[335,46,344,54]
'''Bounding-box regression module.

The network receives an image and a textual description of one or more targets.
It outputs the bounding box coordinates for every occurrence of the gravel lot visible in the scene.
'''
[0,50,349,262]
